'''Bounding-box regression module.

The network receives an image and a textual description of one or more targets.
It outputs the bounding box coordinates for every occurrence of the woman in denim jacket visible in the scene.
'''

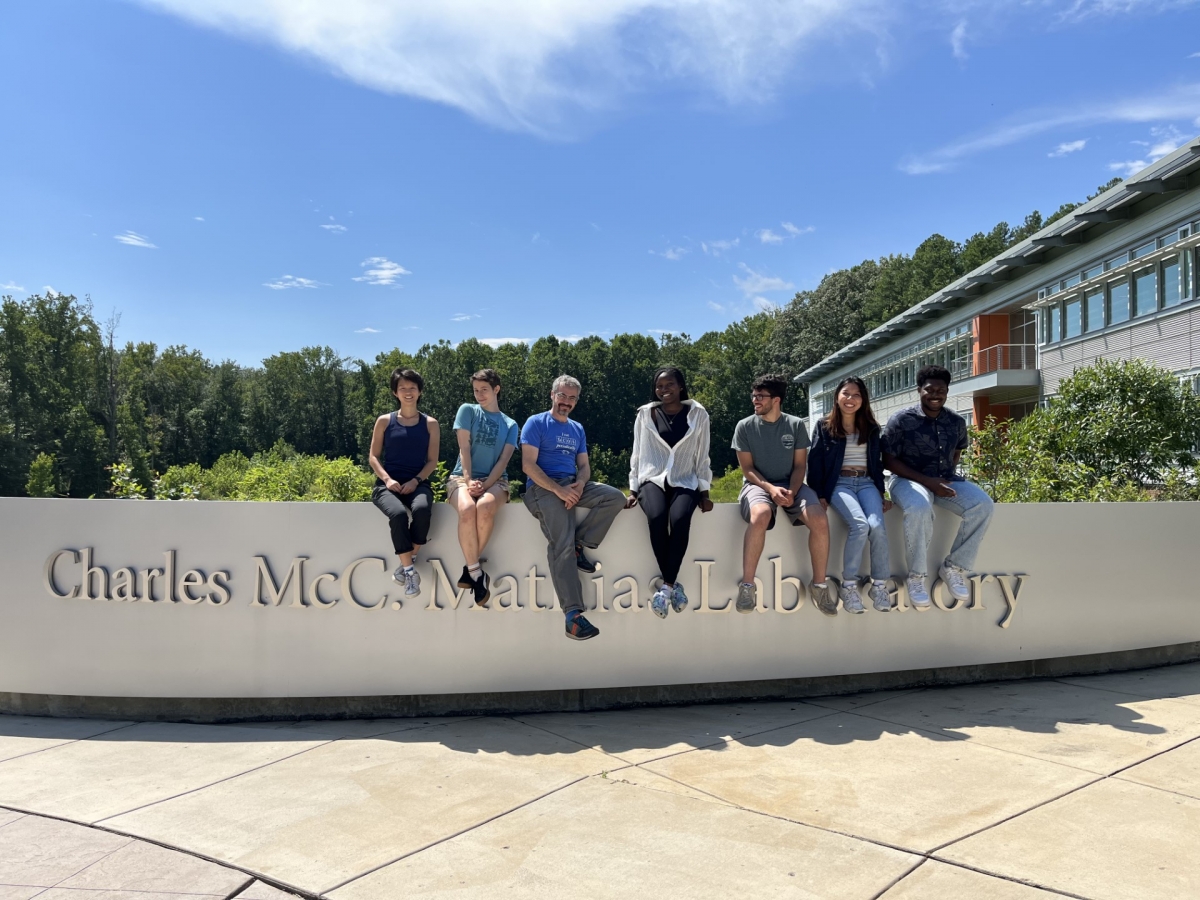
[807,376,892,614]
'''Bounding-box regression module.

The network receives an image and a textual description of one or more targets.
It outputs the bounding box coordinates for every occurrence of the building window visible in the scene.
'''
[1085,287,1105,332]
[1132,241,1156,259]
[1045,304,1061,343]
[1163,256,1183,309]
[1133,267,1158,317]
[1106,253,1128,271]
[1185,250,1194,301]
[1064,297,1082,339]
[1084,264,1103,281]
[1109,280,1130,325]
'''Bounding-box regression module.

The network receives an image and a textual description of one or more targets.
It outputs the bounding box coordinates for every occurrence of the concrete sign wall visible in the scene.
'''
[1,497,1198,700]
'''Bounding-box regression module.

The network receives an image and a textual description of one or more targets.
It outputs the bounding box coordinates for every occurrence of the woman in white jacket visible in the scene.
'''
[626,366,714,618]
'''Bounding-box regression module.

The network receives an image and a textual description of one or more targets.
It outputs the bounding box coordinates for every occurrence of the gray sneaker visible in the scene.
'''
[868,582,892,612]
[839,582,865,614]
[404,567,421,597]
[649,586,671,619]
[670,582,688,614]
[735,582,756,614]
[810,582,838,617]
[906,574,931,609]
[938,562,970,602]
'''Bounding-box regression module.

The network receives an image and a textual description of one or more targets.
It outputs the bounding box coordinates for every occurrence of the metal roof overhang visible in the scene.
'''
[795,137,1200,387]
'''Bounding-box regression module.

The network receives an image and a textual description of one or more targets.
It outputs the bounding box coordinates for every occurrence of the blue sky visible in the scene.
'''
[2,0,1200,365]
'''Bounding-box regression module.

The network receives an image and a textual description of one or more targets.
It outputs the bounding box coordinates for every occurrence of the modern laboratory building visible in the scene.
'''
[797,137,1200,431]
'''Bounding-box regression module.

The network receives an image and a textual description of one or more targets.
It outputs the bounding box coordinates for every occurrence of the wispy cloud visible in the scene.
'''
[0,281,24,292]
[355,326,381,333]
[949,20,968,61]
[264,275,322,290]
[701,238,739,256]
[1049,138,1087,157]
[650,246,688,261]
[451,313,481,321]
[756,228,784,245]
[1108,124,1187,176]
[1190,51,1200,58]
[781,221,813,236]
[137,0,889,135]
[707,300,726,312]
[733,262,794,298]
[353,256,411,286]
[114,230,157,249]
[193,216,205,222]
[901,82,1200,174]
[479,337,531,347]
[321,223,347,233]
[758,222,813,244]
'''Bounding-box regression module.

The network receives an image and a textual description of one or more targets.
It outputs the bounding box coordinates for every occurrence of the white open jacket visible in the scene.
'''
[628,400,713,493]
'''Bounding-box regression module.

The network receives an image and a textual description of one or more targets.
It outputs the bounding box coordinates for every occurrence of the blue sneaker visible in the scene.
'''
[574,544,598,573]
[671,582,688,613]
[564,610,599,641]
[649,586,671,619]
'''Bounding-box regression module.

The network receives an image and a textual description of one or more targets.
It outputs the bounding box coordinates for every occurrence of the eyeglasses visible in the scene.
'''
[553,392,579,402]
[750,393,772,401]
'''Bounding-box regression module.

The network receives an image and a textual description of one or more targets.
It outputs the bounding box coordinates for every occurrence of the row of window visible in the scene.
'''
[1038,222,1196,301]
[1040,247,1196,344]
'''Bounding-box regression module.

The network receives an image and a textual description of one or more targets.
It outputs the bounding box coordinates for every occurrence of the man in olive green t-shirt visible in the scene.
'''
[731,374,834,616]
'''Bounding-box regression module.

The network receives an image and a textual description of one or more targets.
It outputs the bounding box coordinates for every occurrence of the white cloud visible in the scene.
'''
[136,0,890,135]
[531,232,542,244]
[650,246,688,260]
[451,313,480,321]
[701,238,739,255]
[901,82,1200,174]
[193,216,205,222]
[355,326,381,333]
[752,296,776,311]
[321,223,347,232]
[733,262,794,297]
[479,337,531,347]
[780,221,814,236]
[949,20,968,61]
[42,286,58,297]
[0,281,24,292]
[756,228,784,245]
[1108,124,1187,176]
[1191,51,1200,58]
[1048,138,1087,157]
[707,300,726,312]
[264,275,322,289]
[114,230,157,248]
[353,256,411,285]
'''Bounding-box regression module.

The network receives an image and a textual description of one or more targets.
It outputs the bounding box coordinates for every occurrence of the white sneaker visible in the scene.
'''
[868,582,892,612]
[906,574,930,609]
[838,582,865,614]
[404,567,421,597]
[938,562,970,602]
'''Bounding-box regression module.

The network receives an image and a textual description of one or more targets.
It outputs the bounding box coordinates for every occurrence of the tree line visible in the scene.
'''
[0,180,1124,498]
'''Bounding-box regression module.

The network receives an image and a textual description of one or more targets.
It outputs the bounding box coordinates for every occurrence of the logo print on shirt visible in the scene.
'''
[476,415,500,447]
[781,434,795,451]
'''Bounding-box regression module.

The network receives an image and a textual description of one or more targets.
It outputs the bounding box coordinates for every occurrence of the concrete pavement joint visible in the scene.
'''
[319,773,594,896]
[0,720,140,766]
[222,875,258,899]
[868,857,928,900]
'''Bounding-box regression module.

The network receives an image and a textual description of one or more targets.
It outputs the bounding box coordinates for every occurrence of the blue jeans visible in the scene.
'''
[828,476,890,582]
[888,476,994,576]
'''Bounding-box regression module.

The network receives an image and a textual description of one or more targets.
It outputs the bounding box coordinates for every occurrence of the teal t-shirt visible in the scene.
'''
[451,404,519,479]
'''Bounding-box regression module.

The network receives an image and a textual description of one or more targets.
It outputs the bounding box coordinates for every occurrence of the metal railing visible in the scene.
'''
[970,343,1038,376]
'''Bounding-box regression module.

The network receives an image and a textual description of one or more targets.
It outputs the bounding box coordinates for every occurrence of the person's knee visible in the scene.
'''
[747,505,772,529]
[847,516,868,539]
[976,493,995,518]
[456,495,477,518]
[806,505,829,533]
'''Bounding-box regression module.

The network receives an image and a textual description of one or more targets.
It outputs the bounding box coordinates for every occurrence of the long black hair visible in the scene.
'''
[823,376,879,443]
[650,366,689,403]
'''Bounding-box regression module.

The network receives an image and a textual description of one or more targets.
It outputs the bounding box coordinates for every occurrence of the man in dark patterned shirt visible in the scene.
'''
[881,364,994,608]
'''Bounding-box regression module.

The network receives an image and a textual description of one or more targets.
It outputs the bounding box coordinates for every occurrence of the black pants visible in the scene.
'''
[372,483,433,555]
[638,482,699,585]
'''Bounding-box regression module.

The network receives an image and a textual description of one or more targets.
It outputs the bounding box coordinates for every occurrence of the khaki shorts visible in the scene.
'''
[446,475,510,503]
[738,481,818,530]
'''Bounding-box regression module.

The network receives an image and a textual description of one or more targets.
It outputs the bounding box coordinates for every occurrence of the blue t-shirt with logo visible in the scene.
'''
[451,403,519,479]
[520,411,587,481]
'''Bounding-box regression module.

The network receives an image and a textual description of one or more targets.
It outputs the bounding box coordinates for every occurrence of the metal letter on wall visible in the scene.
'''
[42,549,80,599]
[340,557,387,610]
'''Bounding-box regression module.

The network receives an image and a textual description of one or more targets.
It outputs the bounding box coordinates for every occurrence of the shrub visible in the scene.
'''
[26,453,56,498]
[708,465,743,503]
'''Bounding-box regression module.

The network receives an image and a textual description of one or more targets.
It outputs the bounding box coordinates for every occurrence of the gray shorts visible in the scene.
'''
[739,481,818,530]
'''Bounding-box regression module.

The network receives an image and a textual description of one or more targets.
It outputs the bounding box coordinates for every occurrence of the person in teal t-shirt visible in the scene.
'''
[448,368,519,606]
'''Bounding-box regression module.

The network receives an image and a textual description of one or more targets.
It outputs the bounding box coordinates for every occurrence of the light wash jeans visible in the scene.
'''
[828,475,890,583]
[888,476,994,576]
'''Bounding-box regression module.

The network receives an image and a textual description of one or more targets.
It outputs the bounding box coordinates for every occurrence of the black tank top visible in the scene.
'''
[381,412,429,482]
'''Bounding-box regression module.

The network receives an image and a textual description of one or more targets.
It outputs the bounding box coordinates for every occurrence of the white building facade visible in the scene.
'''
[798,139,1200,431]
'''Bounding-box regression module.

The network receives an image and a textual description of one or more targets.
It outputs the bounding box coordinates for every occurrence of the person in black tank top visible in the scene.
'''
[368,368,441,601]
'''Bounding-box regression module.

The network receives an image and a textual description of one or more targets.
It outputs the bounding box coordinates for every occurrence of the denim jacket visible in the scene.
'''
[806,420,886,501]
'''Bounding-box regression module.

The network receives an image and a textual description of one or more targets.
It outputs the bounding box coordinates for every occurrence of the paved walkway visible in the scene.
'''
[1,662,1198,899]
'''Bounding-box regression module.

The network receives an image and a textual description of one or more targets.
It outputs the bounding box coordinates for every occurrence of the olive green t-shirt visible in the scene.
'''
[731,413,809,484]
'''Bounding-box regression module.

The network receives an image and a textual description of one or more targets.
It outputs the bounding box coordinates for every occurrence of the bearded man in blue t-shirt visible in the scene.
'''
[521,374,626,641]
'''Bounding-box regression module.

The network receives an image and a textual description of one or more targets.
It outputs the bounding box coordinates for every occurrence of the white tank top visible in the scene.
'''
[843,432,867,468]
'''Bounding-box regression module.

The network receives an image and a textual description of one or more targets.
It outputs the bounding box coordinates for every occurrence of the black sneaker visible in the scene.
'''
[473,570,491,606]
[575,544,598,573]
[457,566,474,589]
[565,610,599,641]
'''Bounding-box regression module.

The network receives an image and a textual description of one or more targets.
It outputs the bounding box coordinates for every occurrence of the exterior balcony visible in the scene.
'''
[949,343,1041,421]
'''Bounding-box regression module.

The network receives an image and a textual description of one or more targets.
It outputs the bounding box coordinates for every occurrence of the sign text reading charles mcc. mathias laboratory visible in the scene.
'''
[43,548,1029,628]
